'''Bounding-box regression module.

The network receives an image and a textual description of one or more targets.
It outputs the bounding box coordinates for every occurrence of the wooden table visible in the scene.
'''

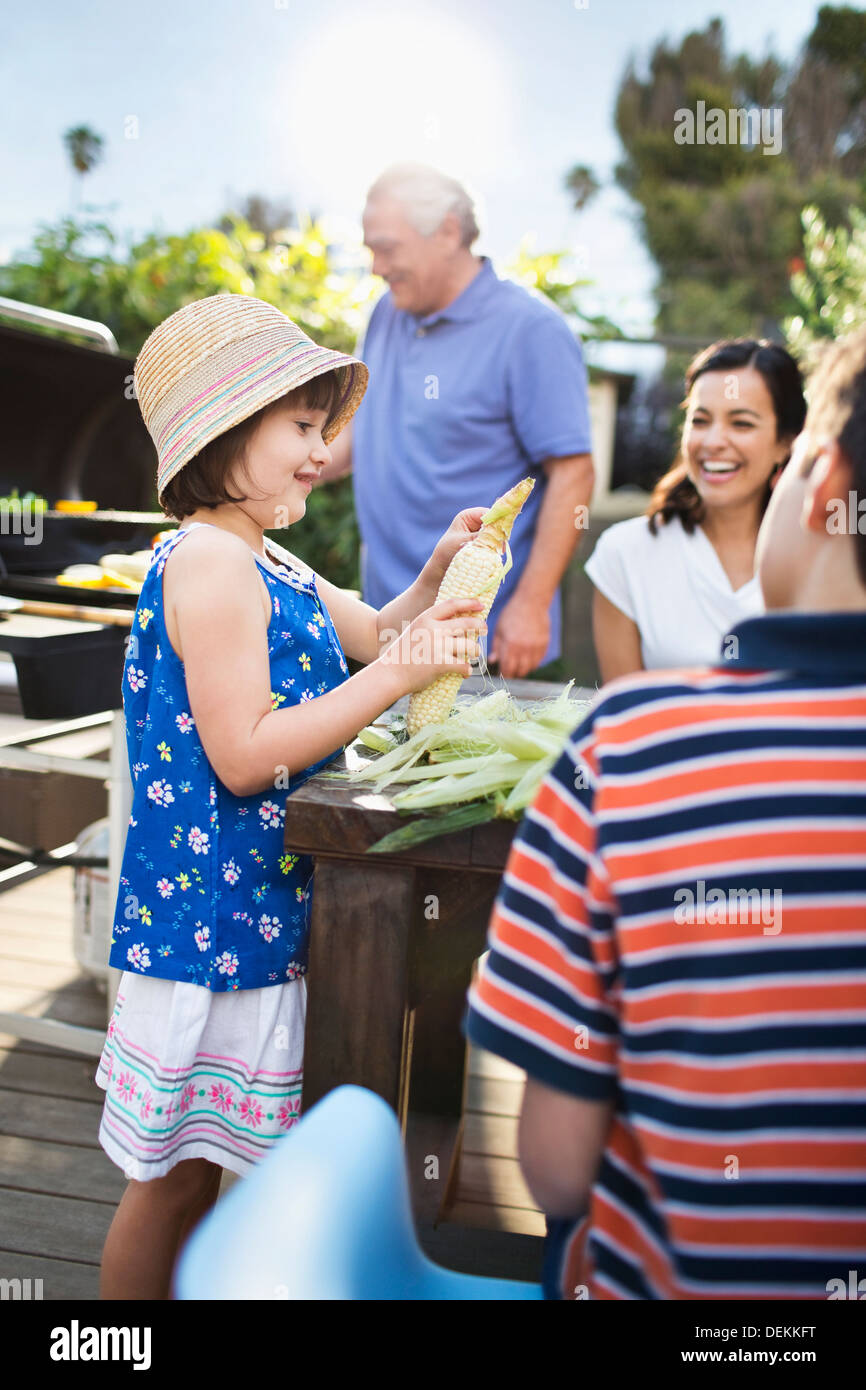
[284,678,594,1132]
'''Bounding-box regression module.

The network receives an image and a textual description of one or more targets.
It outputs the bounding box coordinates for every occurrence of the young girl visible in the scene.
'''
[94,293,488,1299]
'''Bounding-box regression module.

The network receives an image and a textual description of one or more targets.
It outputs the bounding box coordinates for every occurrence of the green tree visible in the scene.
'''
[500,236,621,341]
[563,165,600,213]
[218,193,297,247]
[785,204,866,368]
[567,11,866,340]
[63,125,105,208]
[0,212,373,357]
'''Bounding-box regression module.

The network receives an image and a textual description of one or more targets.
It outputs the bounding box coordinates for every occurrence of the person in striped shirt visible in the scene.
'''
[463,327,866,1300]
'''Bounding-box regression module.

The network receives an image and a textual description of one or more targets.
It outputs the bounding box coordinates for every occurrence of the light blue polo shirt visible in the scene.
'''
[351,255,593,668]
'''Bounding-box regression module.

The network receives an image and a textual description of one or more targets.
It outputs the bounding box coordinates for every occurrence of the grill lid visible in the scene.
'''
[0,309,161,577]
[0,315,156,512]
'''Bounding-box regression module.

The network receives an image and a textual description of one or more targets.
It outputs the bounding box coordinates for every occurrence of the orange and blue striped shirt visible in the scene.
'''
[464,611,866,1300]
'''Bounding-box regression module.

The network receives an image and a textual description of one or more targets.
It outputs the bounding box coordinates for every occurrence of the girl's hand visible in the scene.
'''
[423,507,487,591]
[379,596,487,695]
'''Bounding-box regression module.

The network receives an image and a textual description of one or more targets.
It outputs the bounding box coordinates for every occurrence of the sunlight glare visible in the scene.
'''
[282,8,509,215]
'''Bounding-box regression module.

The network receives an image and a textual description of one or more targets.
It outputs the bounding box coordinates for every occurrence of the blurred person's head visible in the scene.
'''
[362,162,480,316]
[756,327,866,611]
[160,372,339,528]
[647,340,806,536]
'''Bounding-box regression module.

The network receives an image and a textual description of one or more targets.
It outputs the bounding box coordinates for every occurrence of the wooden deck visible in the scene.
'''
[0,867,544,1297]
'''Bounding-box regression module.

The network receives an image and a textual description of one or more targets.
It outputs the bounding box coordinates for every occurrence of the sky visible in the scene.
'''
[1,0,826,354]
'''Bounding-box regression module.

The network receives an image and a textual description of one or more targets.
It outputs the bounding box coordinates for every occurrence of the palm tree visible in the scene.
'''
[563,164,600,213]
[63,126,105,208]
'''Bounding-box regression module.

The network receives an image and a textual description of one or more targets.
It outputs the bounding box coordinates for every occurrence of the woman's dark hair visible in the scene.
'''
[160,370,339,521]
[646,339,807,535]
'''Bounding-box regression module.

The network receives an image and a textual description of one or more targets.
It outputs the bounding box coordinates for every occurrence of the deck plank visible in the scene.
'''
[446,1152,540,1215]
[0,1046,105,1101]
[466,1073,524,1117]
[0,1251,99,1300]
[0,1033,98,1054]
[0,1134,125,1202]
[0,1189,111,1263]
[0,957,101,991]
[0,931,96,964]
[466,1046,526,1082]
[0,869,76,911]
[445,1200,546,1237]
[463,1110,520,1160]
[0,983,107,1029]
[0,1088,105,1147]
[0,910,76,934]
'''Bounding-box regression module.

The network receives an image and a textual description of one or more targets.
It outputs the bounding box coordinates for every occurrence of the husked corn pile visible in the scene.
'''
[329,682,588,854]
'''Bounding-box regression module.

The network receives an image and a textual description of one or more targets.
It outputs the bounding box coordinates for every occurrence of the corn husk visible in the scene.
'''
[332,680,587,853]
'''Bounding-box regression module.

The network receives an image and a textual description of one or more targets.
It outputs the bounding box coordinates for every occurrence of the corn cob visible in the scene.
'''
[406,477,535,736]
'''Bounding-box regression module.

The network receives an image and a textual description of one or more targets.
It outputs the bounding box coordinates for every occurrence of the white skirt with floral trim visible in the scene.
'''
[94,969,306,1180]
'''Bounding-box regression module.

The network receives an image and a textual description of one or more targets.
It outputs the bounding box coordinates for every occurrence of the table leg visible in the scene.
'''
[301,857,416,1129]
[407,869,498,1117]
[409,977,472,1117]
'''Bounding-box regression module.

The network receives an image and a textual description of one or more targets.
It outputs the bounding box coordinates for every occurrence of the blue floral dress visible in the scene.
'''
[94,522,351,1179]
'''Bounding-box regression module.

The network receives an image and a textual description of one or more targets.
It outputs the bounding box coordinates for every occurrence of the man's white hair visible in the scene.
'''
[364,163,480,246]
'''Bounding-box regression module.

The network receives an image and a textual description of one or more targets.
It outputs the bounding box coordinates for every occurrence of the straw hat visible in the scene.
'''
[134,293,369,502]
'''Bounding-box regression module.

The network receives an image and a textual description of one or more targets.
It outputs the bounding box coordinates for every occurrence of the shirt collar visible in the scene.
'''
[721,610,866,675]
[261,538,316,592]
[412,255,497,328]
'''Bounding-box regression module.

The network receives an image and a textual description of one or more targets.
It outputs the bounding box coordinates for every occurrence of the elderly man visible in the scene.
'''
[319,162,595,678]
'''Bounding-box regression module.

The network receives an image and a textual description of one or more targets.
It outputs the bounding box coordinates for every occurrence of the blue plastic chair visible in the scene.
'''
[175,1084,543,1299]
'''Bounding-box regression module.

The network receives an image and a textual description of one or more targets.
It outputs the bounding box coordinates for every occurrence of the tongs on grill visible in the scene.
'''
[0,593,135,627]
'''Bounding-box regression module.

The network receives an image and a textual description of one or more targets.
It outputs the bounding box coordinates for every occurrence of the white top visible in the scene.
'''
[583,513,764,670]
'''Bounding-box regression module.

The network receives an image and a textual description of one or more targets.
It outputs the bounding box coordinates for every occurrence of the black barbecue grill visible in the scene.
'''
[0,297,166,716]
[0,512,165,608]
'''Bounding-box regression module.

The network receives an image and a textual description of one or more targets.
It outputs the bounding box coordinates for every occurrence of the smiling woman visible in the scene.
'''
[583,338,807,681]
[282,11,509,209]
[649,340,808,537]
